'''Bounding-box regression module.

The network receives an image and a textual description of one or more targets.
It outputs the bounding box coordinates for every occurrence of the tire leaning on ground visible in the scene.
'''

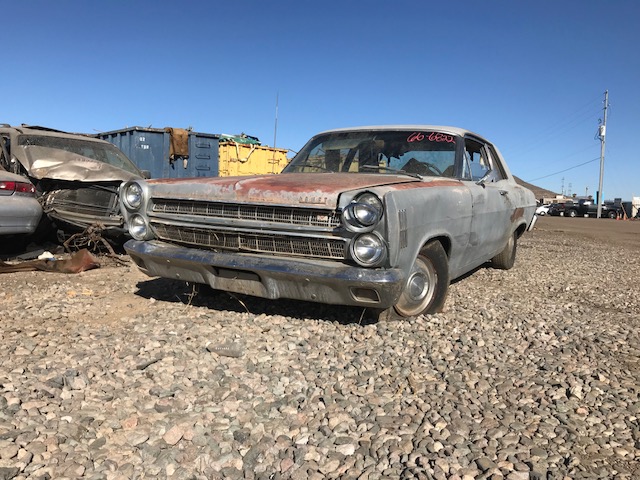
[492,231,517,270]
[373,240,450,321]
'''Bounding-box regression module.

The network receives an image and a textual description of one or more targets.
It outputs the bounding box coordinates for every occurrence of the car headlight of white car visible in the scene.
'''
[128,214,152,240]
[350,232,387,266]
[123,182,144,210]
[343,192,383,232]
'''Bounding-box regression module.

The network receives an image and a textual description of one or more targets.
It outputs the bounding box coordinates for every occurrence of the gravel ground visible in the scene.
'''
[1,220,639,479]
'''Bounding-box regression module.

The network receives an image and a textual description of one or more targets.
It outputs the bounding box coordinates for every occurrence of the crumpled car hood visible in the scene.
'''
[14,148,140,182]
[148,173,459,208]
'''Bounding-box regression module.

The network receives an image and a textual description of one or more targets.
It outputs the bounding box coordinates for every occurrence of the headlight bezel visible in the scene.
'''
[128,213,151,240]
[123,181,144,211]
[342,191,384,232]
[350,232,387,267]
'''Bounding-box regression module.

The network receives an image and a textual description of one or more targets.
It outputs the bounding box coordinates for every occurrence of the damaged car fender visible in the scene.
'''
[0,125,144,241]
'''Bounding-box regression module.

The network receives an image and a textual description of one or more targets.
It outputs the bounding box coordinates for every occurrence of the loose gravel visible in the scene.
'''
[0,226,638,479]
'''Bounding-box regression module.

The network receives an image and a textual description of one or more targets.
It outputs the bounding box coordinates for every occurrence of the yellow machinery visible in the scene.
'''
[218,141,288,176]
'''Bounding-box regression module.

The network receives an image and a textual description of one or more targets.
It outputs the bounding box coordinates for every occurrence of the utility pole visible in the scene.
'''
[596,90,609,219]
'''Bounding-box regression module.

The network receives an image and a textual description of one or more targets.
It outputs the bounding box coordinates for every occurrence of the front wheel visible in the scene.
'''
[492,231,517,270]
[374,241,449,321]
[608,210,617,219]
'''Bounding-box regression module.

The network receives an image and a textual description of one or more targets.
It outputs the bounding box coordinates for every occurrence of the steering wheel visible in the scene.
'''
[402,158,443,176]
[422,162,443,176]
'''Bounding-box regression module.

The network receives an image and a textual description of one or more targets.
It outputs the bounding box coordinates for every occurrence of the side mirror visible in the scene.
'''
[475,170,492,187]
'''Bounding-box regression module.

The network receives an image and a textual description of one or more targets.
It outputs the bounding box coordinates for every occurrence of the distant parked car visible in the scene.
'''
[535,204,550,216]
[120,125,536,319]
[548,201,574,216]
[0,124,145,242]
[569,199,622,219]
[0,165,42,249]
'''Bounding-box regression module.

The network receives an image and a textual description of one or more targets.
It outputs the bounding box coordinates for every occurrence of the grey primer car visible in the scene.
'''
[0,165,42,236]
[121,126,536,319]
[0,125,144,240]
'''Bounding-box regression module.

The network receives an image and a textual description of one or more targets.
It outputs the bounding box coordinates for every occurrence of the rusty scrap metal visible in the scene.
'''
[63,223,116,254]
[62,223,129,266]
[0,249,100,274]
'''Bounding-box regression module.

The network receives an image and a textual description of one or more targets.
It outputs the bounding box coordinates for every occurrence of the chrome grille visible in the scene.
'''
[152,199,341,228]
[152,223,346,259]
[43,188,118,217]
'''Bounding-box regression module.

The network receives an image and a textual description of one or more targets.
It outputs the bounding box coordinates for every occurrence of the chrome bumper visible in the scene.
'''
[124,240,405,309]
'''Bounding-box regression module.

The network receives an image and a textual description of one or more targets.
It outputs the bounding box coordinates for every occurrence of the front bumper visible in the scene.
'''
[124,239,405,308]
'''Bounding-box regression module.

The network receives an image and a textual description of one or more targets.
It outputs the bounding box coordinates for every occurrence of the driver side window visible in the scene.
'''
[463,139,491,181]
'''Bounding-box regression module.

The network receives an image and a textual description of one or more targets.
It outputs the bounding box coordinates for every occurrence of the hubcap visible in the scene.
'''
[395,256,437,317]
[407,272,428,302]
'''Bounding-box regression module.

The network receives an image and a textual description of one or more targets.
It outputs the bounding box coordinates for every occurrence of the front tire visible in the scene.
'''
[375,241,449,320]
[492,231,517,270]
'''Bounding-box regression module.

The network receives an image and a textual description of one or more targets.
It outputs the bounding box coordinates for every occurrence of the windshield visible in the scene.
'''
[18,134,142,176]
[283,130,459,177]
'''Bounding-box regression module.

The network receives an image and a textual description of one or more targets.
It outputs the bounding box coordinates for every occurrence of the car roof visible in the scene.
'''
[316,125,487,141]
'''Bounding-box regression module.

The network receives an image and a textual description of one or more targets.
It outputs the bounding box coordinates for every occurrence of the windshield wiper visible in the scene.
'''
[360,165,422,179]
[289,163,333,172]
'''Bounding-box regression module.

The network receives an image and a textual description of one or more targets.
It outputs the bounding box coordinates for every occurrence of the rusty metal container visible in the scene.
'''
[97,127,219,179]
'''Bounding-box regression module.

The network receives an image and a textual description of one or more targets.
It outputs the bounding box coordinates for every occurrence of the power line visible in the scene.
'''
[520,95,602,153]
[527,157,600,182]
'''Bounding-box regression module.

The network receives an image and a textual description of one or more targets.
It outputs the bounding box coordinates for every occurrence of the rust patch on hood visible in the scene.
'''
[149,173,465,207]
[388,179,463,190]
[149,173,417,207]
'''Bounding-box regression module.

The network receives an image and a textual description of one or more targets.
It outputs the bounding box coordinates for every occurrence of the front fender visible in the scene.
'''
[383,186,473,274]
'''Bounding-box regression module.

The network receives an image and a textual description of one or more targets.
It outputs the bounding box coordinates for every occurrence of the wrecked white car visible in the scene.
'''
[120,126,536,319]
[0,125,144,241]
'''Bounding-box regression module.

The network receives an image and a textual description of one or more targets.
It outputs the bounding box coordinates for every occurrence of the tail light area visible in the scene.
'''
[0,180,36,196]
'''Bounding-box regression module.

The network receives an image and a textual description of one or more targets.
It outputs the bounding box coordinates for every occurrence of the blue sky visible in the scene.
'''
[4,0,639,200]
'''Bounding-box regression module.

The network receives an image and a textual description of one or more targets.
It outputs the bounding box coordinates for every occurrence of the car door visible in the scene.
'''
[460,137,513,267]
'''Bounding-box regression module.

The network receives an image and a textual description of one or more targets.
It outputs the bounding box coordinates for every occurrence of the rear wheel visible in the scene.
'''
[492,231,517,270]
[374,241,449,321]
[567,209,578,218]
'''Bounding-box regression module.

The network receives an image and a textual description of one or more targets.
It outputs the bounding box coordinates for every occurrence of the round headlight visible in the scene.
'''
[355,192,383,215]
[343,192,383,230]
[129,214,149,240]
[351,233,386,266]
[352,203,379,226]
[125,183,143,209]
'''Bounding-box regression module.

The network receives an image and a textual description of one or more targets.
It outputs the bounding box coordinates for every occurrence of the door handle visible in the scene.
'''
[499,190,509,196]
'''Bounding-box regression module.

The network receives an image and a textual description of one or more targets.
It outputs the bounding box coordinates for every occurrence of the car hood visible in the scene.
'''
[148,173,461,208]
[13,148,141,182]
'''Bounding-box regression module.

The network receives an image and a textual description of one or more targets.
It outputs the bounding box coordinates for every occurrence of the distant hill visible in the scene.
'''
[514,176,558,201]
